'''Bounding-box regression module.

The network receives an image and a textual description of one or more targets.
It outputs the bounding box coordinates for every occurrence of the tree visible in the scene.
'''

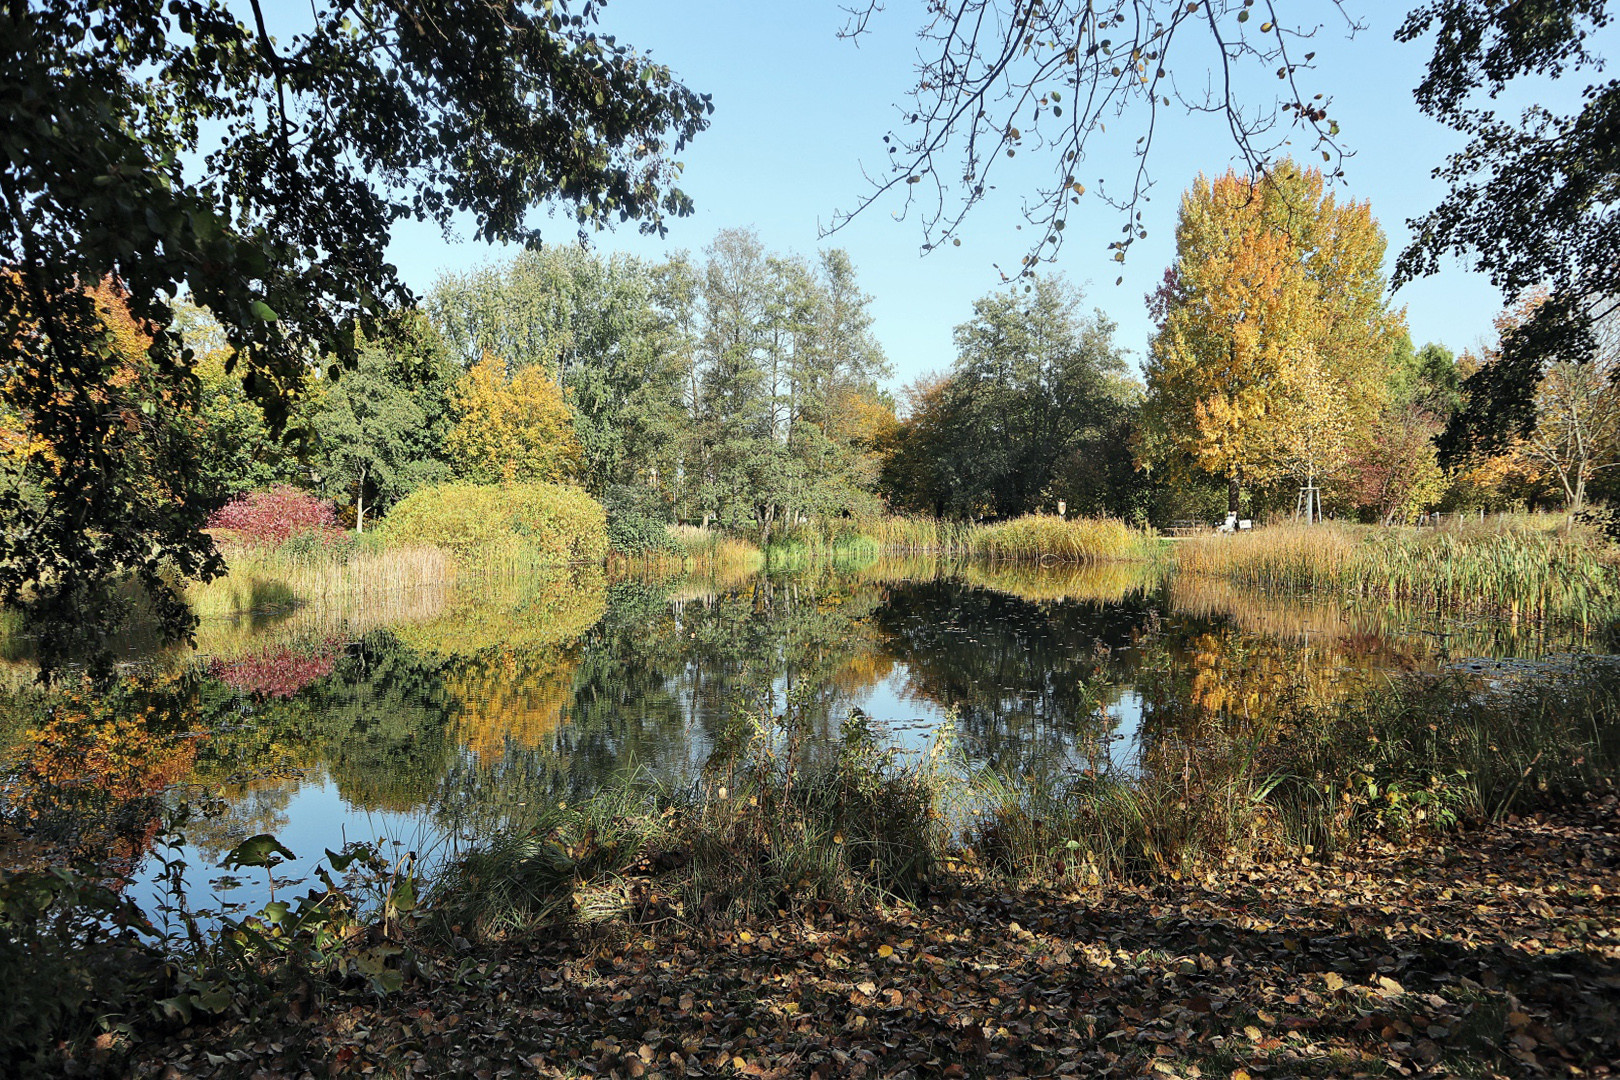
[1396,0,1618,452]
[1347,405,1448,525]
[883,275,1130,520]
[1,0,709,675]
[1,278,213,673]
[309,317,458,531]
[448,356,583,486]
[429,248,688,497]
[671,229,894,541]
[1480,293,1620,514]
[1343,334,1457,523]
[1267,346,1351,521]
[1141,164,1404,515]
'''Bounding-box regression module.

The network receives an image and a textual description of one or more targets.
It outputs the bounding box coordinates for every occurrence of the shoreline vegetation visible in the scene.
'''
[2,657,1615,1076]
[177,491,1617,640]
[2,494,1618,1073]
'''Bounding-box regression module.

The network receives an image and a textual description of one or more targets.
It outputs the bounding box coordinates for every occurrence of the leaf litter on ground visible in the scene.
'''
[111,798,1617,1080]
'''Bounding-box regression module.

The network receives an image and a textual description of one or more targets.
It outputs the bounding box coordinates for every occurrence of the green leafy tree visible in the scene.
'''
[1398,0,1619,458]
[309,318,458,532]
[429,248,686,498]
[887,275,1130,520]
[1,0,709,676]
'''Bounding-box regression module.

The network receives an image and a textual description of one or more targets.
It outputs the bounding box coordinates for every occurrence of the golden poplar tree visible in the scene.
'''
[1142,162,1405,515]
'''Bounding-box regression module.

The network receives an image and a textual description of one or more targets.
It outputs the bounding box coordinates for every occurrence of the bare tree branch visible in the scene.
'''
[828,1,1360,278]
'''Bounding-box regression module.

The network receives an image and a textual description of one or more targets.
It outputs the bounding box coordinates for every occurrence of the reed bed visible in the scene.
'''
[850,514,1155,562]
[1349,526,1617,627]
[424,712,951,938]
[846,515,975,554]
[666,525,765,573]
[1176,519,1620,626]
[669,514,1154,567]
[1174,521,1360,590]
[958,514,1157,563]
[186,545,456,620]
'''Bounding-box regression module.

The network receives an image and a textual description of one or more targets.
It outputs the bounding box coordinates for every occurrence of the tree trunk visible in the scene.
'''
[356,465,367,534]
[1228,472,1240,517]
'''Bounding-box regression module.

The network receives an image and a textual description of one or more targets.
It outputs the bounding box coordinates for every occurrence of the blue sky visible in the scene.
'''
[383,1,1568,389]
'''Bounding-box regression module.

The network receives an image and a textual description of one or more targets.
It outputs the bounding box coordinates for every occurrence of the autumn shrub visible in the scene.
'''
[383,481,606,564]
[206,485,344,548]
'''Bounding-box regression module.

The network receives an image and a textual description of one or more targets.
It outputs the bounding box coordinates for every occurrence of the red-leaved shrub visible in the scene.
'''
[207,485,344,547]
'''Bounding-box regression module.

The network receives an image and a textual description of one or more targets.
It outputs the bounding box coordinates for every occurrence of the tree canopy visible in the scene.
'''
[1141,162,1405,513]
[1,0,709,676]
[883,275,1131,520]
[1398,0,1619,456]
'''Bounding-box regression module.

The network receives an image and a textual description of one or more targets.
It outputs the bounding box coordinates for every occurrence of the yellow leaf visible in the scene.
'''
[878,944,894,958]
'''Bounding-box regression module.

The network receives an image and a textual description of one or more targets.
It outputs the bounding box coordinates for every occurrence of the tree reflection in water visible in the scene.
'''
[1,557,1599,888]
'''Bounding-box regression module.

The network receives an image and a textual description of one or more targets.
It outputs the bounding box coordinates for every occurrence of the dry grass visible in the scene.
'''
[1175,518,1620,626]
[186,545,456,620]
[769,514,1156,563]
[666,526,765,573]
[1174,521,1360,590]
[960,514,1156,563]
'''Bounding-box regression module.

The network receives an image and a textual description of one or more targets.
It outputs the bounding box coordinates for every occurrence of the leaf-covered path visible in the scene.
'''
[129,800,1617,1080]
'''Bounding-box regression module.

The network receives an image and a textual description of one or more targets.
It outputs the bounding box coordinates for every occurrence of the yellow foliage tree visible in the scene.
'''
[447,354,582,485]
[1265,345,1352,520]
[1143,163,1405,515]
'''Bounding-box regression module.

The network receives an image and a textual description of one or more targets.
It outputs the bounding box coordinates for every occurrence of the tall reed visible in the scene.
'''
[666,525,765,573]
[959,514,1157,562]
[187,545,456,620]
[1176,519,1620,626]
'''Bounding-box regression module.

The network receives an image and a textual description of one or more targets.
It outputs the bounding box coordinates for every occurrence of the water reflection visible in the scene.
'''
[1,558,1605,908]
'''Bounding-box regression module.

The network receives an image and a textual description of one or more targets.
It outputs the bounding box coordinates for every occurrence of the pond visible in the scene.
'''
[0,556,1599,916]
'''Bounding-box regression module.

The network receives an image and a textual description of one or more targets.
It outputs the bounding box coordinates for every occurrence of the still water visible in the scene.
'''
[0,557,1593,912]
